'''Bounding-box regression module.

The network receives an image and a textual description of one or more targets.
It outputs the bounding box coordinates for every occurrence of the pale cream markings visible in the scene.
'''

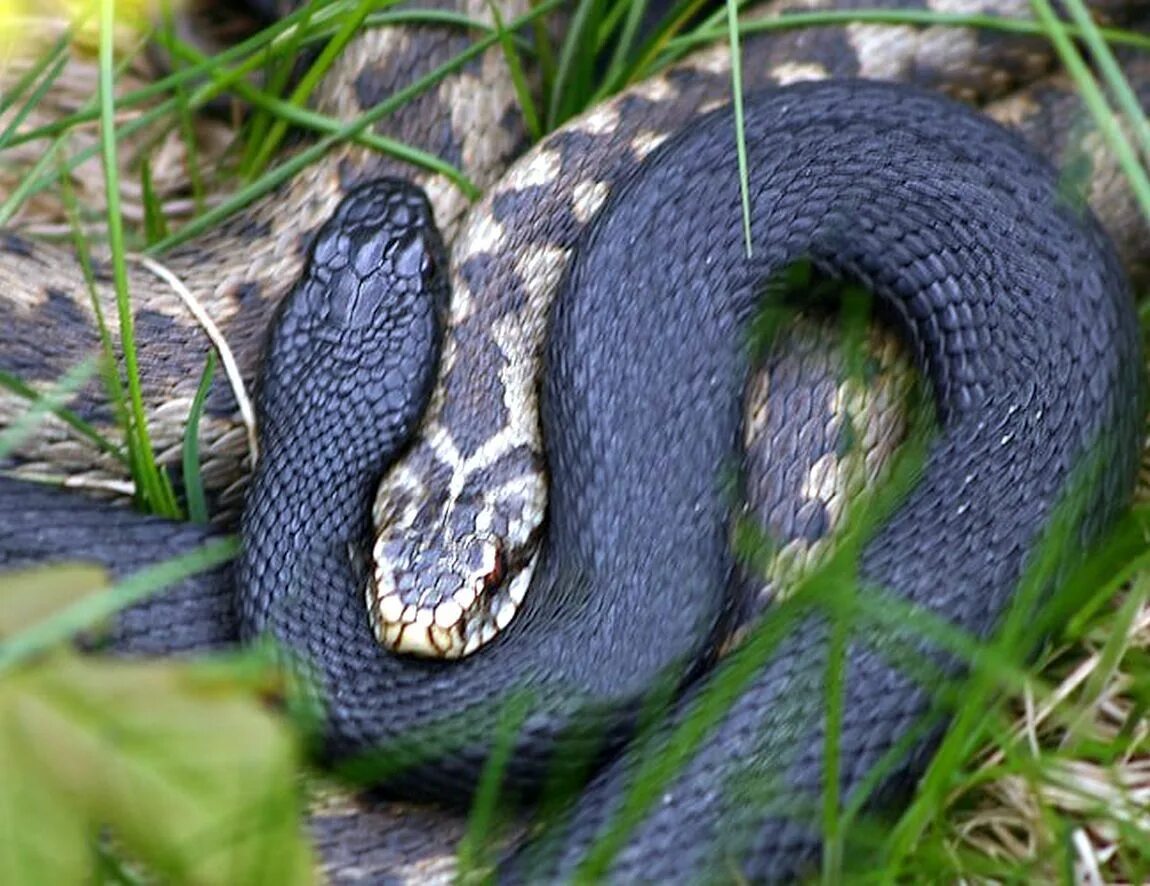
[983,89,1042,130]
[432,53,524,240]
[570,179,610,225]
[857,336,913,486]
[743,370,772,450]
[741,322,914,609]
[429,424,469,499]
[1080,132,1150,281]
[509,241,571,360]
[436,315,466,388]
[844,24,922,81]
[769,61,831,86]
[785,331,914,594]
[578,102,622,137]
[506,144,565,192]
[628,130,671,162]
[487,241,562,544]
[451,45,528,181]
[303,0,519,240]
[371,460,431,540]
[802,452,841,514]
[846,0,1038,94]
[453,194,508,267]
[739,350,820,608]
[466,429,542,506]
[195,424,253,514]
[630,75,679,105]
[371,466,425,537]
[447,208,508,324]
[3,3,532,504]
[816,407,858,525]
[990,78,1150,279]
[421,441,543,653]
[368,229,563,657]
[914,26,986,89]
[151,399,202,478]
[781,0,832,10]
[369,420,480,658]
[681,40,731,76]
[421,174,473,247]
[940,0,1028,16]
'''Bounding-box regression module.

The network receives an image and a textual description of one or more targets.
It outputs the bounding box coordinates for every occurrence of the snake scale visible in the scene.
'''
[1,0,1149,881]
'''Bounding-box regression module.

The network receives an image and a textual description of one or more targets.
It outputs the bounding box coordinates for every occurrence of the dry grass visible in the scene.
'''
[950,591,1149,881]
[0,12,236,237]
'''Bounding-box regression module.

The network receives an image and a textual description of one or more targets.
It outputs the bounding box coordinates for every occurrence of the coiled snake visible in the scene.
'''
[1,0,1148,880]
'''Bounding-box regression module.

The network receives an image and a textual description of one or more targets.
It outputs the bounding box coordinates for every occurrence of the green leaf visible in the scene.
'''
[0,564,109,638]
[0,536,239,672]
[0,654,313,884]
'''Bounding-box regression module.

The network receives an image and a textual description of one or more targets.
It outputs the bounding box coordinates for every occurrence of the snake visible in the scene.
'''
[1,0,1148,880]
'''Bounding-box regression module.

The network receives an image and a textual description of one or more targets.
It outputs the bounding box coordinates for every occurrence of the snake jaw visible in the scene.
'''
[367,444,547,658]
[367,529,533,659]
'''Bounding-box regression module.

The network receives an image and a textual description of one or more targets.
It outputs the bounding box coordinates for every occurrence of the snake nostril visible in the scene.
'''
[393,231,430,280]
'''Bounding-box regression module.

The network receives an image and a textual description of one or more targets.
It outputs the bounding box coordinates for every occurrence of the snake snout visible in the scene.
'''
[367,527,526,659]
[305,180,445,334]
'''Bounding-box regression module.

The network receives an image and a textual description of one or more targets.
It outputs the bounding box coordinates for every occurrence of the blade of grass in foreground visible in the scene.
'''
[146,0,561,254]
[0,359,99,457]
[0,367,124,463]
[243,0,377,176]
[1056,0,1150,165]
[724,0,752,258]
[0,30,71,130]
[0,535,238,672]
[1029,0,1150,219]
[565,301,940,879]
[489,0,542,142]
[455,692,532,881]
[97,0,179,518]
[880,438,1138,878]
[547,0,602,129]
[181,352,218,525]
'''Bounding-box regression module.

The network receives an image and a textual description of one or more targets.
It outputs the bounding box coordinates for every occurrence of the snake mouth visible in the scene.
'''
[366,535,537,659]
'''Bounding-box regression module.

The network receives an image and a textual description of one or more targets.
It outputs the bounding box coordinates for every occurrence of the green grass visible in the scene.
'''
[0,0,1147,882]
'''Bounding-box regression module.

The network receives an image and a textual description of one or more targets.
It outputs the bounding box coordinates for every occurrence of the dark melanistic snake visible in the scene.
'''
[1,1,1148,881]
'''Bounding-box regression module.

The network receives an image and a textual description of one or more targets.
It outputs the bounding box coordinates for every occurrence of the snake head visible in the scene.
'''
[366,442,546,659]
[259,179,448,450]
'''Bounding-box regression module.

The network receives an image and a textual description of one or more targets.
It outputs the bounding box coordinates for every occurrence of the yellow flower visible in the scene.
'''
[0,0,159,60]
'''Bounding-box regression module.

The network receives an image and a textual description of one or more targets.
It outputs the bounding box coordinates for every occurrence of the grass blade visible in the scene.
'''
[0,535,238,672]
[1028,0,1150,220]
[97,0,179,517]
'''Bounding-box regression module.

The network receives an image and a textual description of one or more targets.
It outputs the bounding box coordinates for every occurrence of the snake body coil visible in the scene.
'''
[4,78,1143,879]
[1,2,1147,880]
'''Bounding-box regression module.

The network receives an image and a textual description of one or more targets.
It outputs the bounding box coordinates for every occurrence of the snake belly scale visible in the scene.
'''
[0,0,1148,880]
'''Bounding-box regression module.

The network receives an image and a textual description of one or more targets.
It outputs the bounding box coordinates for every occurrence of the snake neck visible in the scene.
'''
[238,357,441,642]
[241,422,382,625]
